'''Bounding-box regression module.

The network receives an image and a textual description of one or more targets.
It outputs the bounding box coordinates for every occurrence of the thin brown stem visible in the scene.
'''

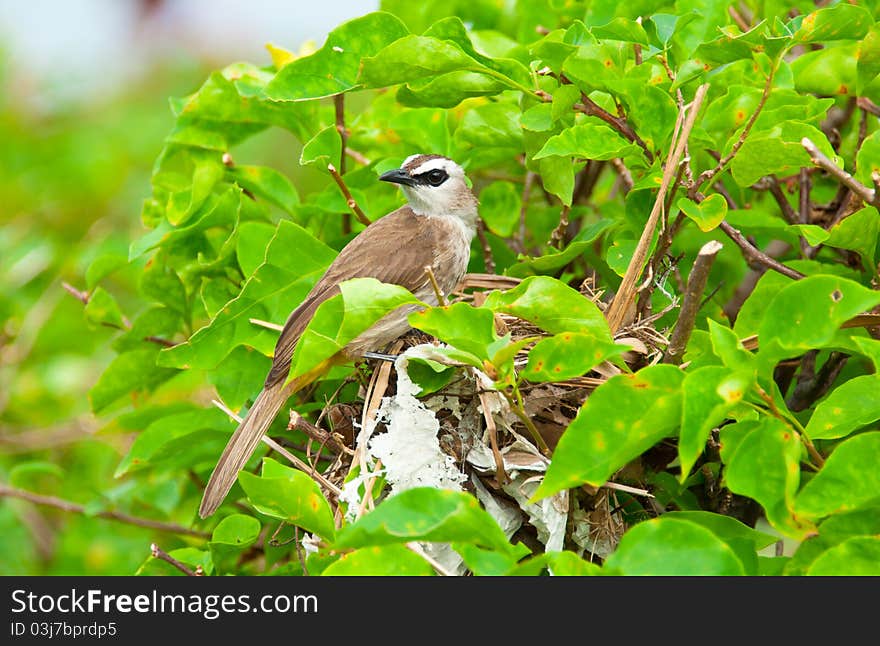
[605,84,709,332]
[327,163,371,227]
[151,543,203,576]
[424,265,448,306]
[334,94,351,235]
[478,391,508,485]
[574,95,654,163]
[802,137,879,207]
[767,176,799,225]
[548,205,571,249]
[664,240,723,364]
[515,171,536,254]
[0,483,209,538]
[694,61,777,194]
[718,221,804,280]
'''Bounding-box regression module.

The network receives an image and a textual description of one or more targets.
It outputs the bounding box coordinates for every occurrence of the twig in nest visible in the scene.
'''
[478,391,508,485]
[151,543,203,576]
[605,83,710,332]
[289,410,353,456]
[211,399,343,498]
[328,163,371,227]
[664,240,723,364]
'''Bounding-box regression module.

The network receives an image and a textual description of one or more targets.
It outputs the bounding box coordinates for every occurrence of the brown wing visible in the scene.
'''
[264,205,438,386]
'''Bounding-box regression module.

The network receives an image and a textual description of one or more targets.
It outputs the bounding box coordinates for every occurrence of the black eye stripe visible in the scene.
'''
[413,168,449,186]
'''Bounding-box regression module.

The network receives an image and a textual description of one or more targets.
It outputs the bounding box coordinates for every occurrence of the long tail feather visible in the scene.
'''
[199,382,288,518]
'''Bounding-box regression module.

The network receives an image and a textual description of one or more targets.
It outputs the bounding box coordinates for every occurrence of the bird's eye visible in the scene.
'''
[425,169,448,186]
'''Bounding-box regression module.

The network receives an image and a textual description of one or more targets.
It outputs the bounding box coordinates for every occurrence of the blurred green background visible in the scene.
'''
[0,0,374,574]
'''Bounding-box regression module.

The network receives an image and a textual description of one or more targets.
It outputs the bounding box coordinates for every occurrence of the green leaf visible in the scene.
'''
[538,156,575,206]
[408,302,498,362]
[333,488,514,554]
[159,220,337,370]
[536,365,685,498]
[544,551,603,576]
[506,219,612,277]
[591,17,650,45]
[397,71,506,108]
[404,357,457,396]
[228,166,299,215]
[605,239,637,277]
[235,221,276,278]
[479,181,521,237]
[484,275,610,337]
[454,543,532,576]
[826,207,880,271]
[723,416,807,537]
[807,537,880,575]
[604,518,746,575]
[83,287,126,329]
[857,26,880,95]
[291,278,422,381]
[791,44,857,97]
[85,254,127,290]
[794,432,880,521]
[792,4,873,43]
[805,375,880,440]
[730,123,839,188]
[89,348,179,414]
[265,12,409,100]
[299,126,343,170]
[211,513,261,548]
[522,332,624,382]
[360,36,487,88]
[321,544,434,576]
[115,406,230,477]
[140,263,187,315]
[208,345,272,411]
[533,123,643,161]
[677,194,728,232]
[785,224,830,247]
[758,275,880,352]
[239,458,336,540]
[679,366,754,482]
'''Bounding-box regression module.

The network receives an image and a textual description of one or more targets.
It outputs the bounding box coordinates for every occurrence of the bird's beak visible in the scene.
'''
[379,168,417,187]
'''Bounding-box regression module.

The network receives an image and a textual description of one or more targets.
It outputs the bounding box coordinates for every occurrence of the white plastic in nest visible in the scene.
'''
[366,345,468,495]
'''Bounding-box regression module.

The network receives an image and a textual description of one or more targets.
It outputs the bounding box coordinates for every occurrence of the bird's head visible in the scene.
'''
[379,154,478,226]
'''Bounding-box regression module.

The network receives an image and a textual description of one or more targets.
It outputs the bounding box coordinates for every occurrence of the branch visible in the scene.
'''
[718,221,804,280]
[802,137,880,207]
[515,171,536,254]
[0,483,209,538]
[766,176,799,225]
[150,543,203,576]
[547,205,571,249]
[694,62,776,193]
[574,95,654,163]
[605,83,710,332]
[327,163,371,227]
[334,93,351,235]
[664,240,723,364]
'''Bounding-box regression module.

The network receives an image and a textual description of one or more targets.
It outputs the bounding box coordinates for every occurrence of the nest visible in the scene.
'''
[285,273,671,573]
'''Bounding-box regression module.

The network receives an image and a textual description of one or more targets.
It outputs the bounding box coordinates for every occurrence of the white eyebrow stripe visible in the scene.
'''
[410,157,455,175]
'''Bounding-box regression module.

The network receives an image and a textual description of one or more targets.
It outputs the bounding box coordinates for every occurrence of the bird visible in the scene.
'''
[198,154,479,518]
